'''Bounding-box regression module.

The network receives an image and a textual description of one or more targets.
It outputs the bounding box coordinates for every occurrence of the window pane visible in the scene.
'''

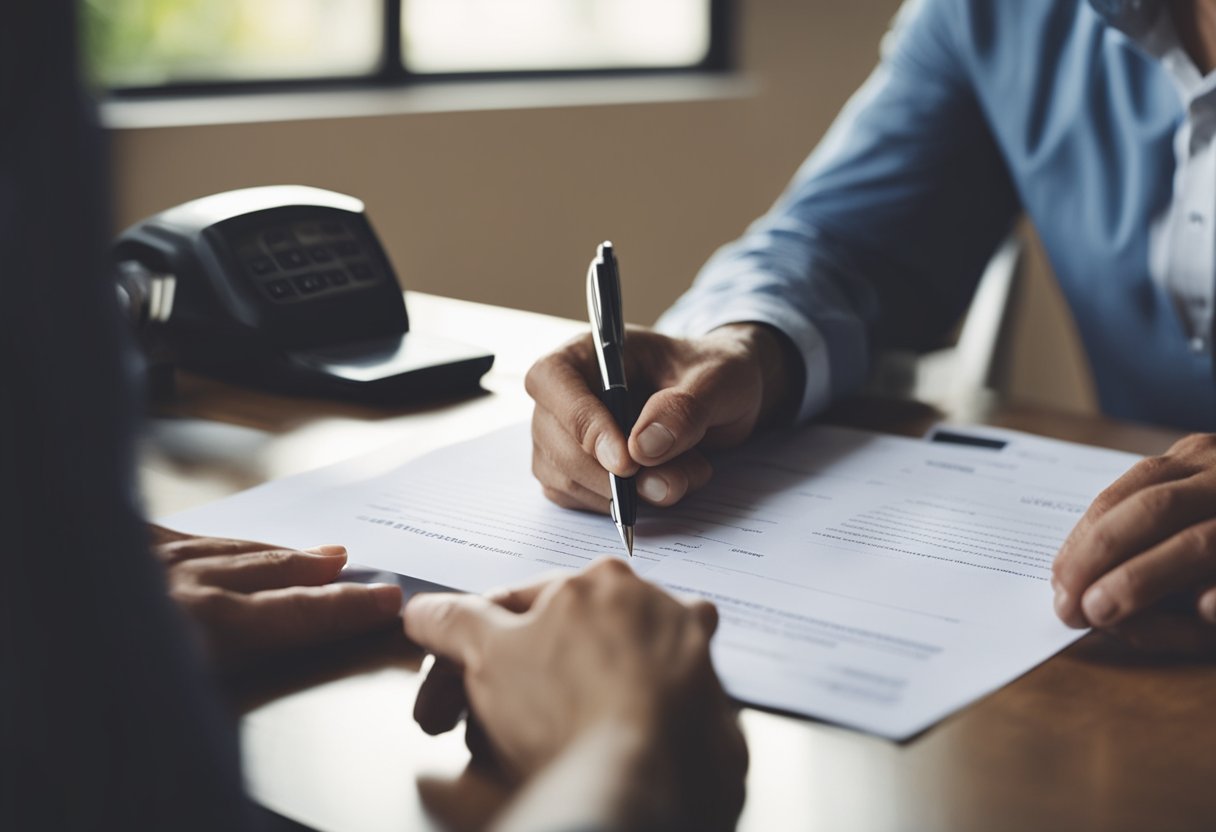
[82,0,382,88]
[402,0,711,74]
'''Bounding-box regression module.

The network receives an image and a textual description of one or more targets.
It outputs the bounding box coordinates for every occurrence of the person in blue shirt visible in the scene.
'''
[528,0,1216,654]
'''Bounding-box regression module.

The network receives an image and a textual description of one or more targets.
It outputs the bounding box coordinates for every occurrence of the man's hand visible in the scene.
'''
[525,323,799,512]
[1052,434,1216,653]
[152,525,403,671]
[405,559,747,832]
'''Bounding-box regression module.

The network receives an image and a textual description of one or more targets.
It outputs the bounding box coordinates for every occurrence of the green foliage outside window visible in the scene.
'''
[80,0,380,89]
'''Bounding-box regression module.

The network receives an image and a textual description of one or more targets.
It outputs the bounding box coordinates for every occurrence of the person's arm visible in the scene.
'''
[405,559,748,832]
[528,0,1020,511]
[657,0,1019,422]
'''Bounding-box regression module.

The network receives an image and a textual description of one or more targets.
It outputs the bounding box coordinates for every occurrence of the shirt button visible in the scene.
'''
[1190,336,1207,353]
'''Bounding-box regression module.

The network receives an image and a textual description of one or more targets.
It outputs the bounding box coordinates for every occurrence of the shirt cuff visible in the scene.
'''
[655,297,832,423]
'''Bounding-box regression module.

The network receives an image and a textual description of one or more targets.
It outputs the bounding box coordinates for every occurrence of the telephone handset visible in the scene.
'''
[114,185,493,402]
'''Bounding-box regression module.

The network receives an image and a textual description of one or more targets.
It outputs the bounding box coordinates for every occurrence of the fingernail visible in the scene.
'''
[369,583,403,615]
[638,473,669,504]
[595,434,622,471]
[1082,586,1117,627]
[305,545,347,557]
[1201,593,1216,623]
[637,423,675,459]
[1053,587,1071,621]
[1050,575,1060,593]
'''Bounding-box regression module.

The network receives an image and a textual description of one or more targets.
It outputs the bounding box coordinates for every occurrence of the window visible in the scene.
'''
[83,0,728,94]
[402,0,712,74]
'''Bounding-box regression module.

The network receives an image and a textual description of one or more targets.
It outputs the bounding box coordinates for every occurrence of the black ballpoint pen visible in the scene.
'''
[586,241,637,557]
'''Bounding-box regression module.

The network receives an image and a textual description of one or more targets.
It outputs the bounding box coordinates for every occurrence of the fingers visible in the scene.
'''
[414,657,469,736]
[525,341,638,479]
[413,578,562,737]
[154,533,273,566]
[1056,457,1186,570]
[527,329,758,516]
[487,577,557,613]
[404,592,515,667]
[147,524,191,546]
[579,558,717,638]
[532,408,612,512]
[1053,456,1195,626]
[636,449,714,507]
[1198,585,1216,623]
[1075,518,1216,628]
[178,546,348,593]
[628,359,755,469]
[187,581,403,660]
[687,599,719,637]
[463,713,499,770]
[246,583,403,651]
[1054,475,1214,626]
[534,405,714,509]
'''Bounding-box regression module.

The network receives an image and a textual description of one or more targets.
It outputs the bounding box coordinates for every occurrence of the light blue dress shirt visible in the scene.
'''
[657,0,1214,431]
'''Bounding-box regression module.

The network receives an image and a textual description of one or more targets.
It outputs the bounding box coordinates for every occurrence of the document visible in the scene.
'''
[166,422,1138,739]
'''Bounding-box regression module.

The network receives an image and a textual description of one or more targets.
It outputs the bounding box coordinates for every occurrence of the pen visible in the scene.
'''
[586,241,637,557]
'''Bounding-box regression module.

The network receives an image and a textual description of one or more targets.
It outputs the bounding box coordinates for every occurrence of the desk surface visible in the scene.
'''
[143,293,1216,832]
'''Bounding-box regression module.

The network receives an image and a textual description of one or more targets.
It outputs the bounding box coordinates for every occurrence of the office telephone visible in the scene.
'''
[113,185,493,402]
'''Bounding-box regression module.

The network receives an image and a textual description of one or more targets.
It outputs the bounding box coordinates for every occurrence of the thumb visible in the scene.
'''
[628,362,757,466]
[404,592,512,666]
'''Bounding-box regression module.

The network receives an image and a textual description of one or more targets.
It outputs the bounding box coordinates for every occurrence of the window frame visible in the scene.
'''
[98,0,734,99]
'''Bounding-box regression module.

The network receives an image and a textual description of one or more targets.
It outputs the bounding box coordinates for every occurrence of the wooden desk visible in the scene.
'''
[142,294,1216,832]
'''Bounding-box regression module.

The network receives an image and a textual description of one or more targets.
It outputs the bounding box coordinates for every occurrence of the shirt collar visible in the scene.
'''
[1092,0,1216,103]
[1087,0,1165,38]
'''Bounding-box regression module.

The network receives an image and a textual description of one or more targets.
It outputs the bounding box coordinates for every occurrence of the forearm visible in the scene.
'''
[657,0,1020,424]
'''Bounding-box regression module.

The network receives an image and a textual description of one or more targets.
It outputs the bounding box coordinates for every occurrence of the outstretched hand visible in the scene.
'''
[152,525,403,671]
[405,559,747,832]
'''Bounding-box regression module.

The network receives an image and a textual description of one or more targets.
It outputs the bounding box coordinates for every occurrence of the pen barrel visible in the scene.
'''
[610,472,637,526]
[600,385,637,527]
[599,384,636,436]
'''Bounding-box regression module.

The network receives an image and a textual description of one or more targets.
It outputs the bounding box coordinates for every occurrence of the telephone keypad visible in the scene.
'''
[265,279,294,299]
[274,250,309,270]
[293,274,327,294]
[239,218,386,305]
[249,255,276,276]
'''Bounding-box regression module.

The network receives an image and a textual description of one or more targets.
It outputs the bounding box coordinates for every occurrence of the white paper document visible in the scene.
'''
[166,422,1138,739]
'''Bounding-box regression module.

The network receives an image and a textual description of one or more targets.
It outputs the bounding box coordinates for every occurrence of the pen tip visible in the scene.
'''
[621,525,634,558]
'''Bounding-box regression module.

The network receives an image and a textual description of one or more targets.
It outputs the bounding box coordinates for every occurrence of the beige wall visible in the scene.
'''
[109,0,1097,415]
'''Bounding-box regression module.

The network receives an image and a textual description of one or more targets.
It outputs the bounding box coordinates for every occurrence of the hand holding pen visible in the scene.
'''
[524,245,803,541]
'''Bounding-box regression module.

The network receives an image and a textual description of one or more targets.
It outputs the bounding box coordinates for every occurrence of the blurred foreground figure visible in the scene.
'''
[0,3,745,830]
